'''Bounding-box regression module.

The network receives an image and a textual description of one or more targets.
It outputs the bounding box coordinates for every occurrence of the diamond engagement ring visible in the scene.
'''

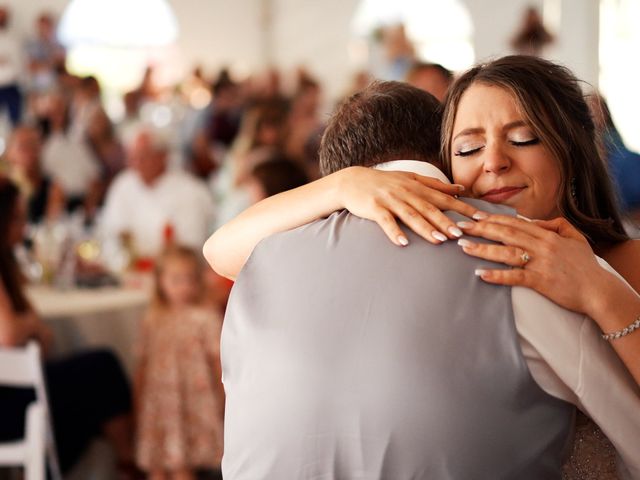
[520,251,531,266]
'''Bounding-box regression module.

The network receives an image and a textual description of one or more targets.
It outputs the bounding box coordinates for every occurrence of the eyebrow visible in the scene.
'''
[452,120,529,141]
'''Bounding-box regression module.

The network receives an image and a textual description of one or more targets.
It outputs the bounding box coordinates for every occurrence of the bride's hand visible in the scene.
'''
[455,215,612,316]
[335,166,487,246]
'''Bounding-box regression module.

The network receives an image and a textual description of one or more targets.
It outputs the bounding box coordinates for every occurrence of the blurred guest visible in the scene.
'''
[135,246,224,479]
[0,6,24,125]
[510,6,554,56]
[85,106,126,193]
[40,91,102,218]
[406,61,453,102]
[25,12,65,93]
[211,104,287,228]
[381,23,415,80]
[590,93,640,222]
[100,128,215,257]
[3,124,65,223]
[205,70,242,149]
[69,75,102,140]
[228,103,287,184]
[285,70,324,177]
[117,90,144,144]
[188,129,218,180]
[0,178,140,477]
[247,67,289,111]
[343,70,373,99]
[246,155,309,202]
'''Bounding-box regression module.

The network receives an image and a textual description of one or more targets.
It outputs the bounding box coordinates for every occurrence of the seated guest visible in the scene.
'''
[100,128,215,257]
[85,106,126,196]
[40,91,102,218]
[3,124,65,223]
[24,12,65,94]
[0,178,140,477]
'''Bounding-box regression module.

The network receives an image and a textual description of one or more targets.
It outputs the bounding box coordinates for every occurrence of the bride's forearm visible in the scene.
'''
[203,169,347,280]
[588,273,640,385]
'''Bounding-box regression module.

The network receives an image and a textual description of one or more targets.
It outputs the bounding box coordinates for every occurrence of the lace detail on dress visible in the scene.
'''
[562,412,619,480]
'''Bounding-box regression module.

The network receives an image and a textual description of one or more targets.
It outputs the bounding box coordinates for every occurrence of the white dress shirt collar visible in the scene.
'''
[374,160,451,185]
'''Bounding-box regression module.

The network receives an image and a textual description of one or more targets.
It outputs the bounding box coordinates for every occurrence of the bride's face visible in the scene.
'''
[450,83,562,220]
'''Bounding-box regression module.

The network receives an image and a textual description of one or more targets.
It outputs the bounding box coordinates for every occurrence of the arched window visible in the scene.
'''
[350,0,474,78]
[58,0,180,118]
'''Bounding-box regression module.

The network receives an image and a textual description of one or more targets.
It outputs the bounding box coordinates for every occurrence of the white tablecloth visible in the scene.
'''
[26,285,150,376]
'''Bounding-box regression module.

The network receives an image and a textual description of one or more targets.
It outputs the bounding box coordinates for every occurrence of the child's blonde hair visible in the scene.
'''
[151,245,204,312]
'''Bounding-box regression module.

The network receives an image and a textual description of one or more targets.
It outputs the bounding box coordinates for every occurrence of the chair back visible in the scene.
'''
[0,342,42,387]
[0,341,62,480]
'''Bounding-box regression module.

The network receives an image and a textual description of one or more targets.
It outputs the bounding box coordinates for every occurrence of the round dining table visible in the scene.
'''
[26,282,150,376]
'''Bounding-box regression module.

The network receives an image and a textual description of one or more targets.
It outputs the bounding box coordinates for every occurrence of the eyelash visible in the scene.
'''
[453,138,540,157]
[511,138,540,147]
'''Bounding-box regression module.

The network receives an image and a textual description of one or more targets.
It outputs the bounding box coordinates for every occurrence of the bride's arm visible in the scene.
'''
[203,166,485,279]
[457,216,640,385]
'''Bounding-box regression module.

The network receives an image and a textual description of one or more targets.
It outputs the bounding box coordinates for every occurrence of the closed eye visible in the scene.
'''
[454,146,483,157]
[510,138,540,147]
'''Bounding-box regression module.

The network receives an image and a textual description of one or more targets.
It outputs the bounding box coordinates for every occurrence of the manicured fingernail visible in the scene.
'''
[432,231,447,242]
[448,226,463,238]
[517,214,533,222]
[398,235,409,246]
[453,184,465,191]
[456,221,474,229]
[457,238,474,248]
[472,212,488,220]
[474,269,488,276]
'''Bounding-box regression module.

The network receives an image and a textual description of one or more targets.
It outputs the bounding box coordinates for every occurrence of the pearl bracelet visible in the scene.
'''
[601,315,640,341]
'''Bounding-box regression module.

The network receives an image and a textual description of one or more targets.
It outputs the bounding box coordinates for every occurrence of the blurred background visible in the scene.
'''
[0,0,637,149]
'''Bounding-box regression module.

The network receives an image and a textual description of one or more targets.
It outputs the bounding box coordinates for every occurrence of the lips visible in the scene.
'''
[480,186,526,203]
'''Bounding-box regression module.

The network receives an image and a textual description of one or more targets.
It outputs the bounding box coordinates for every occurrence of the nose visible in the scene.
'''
[483,142,511,174]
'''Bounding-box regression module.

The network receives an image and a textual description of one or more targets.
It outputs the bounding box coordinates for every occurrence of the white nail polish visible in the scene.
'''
[398,235,409,246]
[474,269,487,276]
[472,212,488,220]
[456,221,474,229]
[448,226,463,238]
[432,231,447,242]
[458,238,473,248]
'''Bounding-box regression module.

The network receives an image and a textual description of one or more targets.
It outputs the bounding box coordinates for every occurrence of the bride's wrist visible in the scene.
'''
[586,270,640,332]
[331,166,362,210]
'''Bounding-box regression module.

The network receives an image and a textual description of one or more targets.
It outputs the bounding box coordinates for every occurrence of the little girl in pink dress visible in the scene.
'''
[135,246,225,480]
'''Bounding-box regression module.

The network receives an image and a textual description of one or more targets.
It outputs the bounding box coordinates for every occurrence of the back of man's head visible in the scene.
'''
[319,81,442,176]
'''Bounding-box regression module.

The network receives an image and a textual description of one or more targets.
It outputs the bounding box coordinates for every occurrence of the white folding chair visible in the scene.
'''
[0,341,62,480]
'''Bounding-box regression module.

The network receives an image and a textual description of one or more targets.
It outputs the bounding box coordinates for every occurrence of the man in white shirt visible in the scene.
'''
[101,128,214,257]
[220,81,640,479]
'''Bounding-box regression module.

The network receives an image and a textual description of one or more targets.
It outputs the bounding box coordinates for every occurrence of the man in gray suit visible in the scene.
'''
[221,82,640,479]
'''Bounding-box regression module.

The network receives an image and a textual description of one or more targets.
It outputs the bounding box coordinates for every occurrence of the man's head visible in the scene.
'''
[128,128,169,185]
[319,81,442,176]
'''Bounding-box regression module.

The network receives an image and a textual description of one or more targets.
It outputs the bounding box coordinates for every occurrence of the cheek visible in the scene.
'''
[450,161,477,192]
